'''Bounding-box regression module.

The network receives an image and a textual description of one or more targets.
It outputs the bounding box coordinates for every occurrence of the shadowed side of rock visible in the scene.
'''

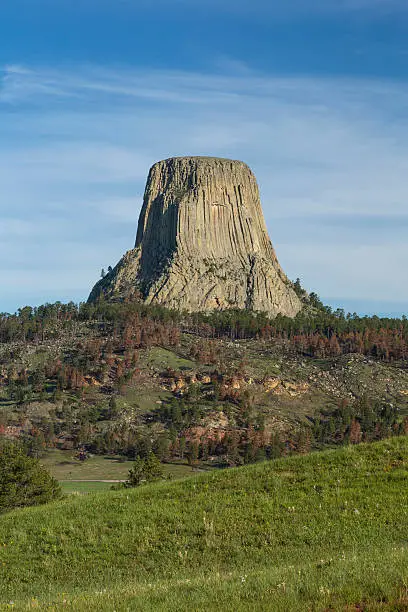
[89,156,301,317]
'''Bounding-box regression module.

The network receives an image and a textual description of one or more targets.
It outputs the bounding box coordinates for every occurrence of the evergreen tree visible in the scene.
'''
[125,453,164,487]
[0,442,61,513]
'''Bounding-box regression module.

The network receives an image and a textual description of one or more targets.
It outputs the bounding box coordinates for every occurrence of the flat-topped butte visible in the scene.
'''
[89,156,301,317]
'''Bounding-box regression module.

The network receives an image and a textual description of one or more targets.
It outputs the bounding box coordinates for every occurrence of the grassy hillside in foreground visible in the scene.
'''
[0,438,407,611]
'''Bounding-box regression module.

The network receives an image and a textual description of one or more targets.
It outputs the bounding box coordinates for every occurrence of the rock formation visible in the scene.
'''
[89,156,301,317]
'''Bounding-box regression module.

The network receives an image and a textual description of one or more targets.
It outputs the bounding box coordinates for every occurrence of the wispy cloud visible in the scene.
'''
[1,63,408,313]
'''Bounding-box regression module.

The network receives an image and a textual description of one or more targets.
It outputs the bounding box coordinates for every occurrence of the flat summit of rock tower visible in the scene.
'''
[89,156,301,317]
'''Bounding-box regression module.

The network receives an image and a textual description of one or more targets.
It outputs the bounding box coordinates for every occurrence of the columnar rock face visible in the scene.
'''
[89,156,301,317]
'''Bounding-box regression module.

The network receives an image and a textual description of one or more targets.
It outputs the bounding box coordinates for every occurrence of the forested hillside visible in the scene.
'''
[0,297,407,475]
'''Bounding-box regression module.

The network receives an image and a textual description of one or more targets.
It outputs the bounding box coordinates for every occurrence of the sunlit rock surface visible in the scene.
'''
[89,156,301,317]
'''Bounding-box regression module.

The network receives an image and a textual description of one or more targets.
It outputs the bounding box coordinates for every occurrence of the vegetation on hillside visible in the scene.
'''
[0,294,407,477]
[0,438,406,610]
[0,440,61,512]
[2,296,408,361]
[0,295,406,608]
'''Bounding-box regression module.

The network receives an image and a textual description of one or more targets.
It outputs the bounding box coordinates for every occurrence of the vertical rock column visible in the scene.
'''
[89,156,301,318]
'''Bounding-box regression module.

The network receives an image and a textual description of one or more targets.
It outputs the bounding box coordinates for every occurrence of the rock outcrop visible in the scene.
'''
[89,156,301,317]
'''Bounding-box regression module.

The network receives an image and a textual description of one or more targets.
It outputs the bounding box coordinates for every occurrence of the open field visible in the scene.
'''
[0,437,407,610]
[41,450,136,481]
[60,481,114,494]
[42,449,206,493]
[141,346,197,371]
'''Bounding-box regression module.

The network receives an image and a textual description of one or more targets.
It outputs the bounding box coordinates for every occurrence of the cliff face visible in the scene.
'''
[89,157,301,317]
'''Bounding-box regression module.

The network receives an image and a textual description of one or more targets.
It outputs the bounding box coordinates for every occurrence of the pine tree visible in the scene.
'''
[125,453,164,487]
[0,442,61,512]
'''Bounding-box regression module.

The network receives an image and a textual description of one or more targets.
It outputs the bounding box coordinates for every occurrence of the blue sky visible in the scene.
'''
[1,0,408,316]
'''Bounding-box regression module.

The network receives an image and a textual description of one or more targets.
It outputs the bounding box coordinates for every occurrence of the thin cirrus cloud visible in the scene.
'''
[0,64,407,315]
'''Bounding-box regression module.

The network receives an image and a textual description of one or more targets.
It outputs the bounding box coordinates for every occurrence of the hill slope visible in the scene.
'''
[2,302,408,482]
[0,438,407,610]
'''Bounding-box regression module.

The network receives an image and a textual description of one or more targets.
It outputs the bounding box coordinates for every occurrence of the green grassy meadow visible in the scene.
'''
[0,437,407,610]
[41,450,135,481]
[60,481,114,494]
[142,346,197,371]
[41,450,199,494]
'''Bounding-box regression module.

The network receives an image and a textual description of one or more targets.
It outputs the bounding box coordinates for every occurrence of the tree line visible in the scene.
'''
[1,296,407,363]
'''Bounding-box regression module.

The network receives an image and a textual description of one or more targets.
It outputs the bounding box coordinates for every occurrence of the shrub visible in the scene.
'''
[0,442,61,513]
[125,453,164,487]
